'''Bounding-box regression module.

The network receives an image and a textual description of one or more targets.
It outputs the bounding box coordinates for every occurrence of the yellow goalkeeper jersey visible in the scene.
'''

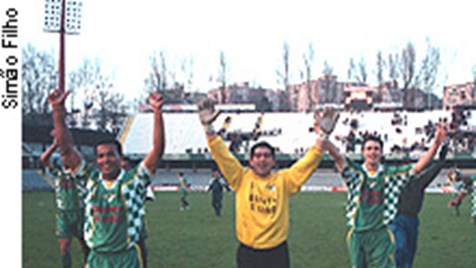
[208,136,323,249]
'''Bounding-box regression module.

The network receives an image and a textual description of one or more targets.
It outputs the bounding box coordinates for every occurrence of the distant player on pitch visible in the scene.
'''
[447,169,476,225]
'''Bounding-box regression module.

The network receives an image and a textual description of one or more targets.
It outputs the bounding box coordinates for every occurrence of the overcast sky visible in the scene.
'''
[16,0,476,102]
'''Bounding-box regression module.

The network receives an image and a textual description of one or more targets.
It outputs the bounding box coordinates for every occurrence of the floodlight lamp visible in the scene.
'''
[43,0,83,34]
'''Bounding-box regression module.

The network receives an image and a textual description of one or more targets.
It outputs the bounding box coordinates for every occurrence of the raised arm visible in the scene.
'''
[48,90,82,170]
[314,107,345,171]
[198,98,221,140]
[39,138,58,168]
[142,92,165,174]
[413,122,447,174]
[415,142,449,189]
[325,139,345,171]
[198,98,248,189]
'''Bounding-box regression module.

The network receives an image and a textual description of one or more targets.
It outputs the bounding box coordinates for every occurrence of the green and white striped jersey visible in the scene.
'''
[341,157,414,231]
[75,160,152,252]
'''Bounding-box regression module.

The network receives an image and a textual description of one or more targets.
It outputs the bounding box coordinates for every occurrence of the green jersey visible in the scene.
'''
[179,177,189,197]
[354,174,385,232]
[341,157,414,231]
[75,160,152,252]
[47,158,84,211]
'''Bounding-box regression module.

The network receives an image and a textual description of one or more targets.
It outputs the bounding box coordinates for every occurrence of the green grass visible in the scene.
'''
[23,191,476,267]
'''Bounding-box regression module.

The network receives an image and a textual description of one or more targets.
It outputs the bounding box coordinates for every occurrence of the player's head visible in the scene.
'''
[95,139,123,180]
[249,141,276,177]
[212,168,220,178]
[177,172,184,178]
[361,135,384,167]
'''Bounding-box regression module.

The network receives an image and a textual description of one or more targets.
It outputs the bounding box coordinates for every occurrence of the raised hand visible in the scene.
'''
[48,89,71,109]
[147,92,164,111]
[434,122,448,145]
[314,107,340,135]
[198,98,221,126]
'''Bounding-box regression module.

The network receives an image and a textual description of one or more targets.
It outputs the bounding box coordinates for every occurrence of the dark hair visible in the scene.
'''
[95,139,123,156]
[178,172,184,176]
[361,135,384,151]
[250,141,275,159]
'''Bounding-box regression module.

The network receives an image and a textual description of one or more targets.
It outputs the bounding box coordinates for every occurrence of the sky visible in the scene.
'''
[15,0,476,103]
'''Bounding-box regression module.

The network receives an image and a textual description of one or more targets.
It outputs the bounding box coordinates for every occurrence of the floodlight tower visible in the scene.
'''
[44,0,83,93]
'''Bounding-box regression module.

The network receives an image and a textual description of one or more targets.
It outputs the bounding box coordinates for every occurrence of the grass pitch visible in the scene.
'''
[23,191,476,267]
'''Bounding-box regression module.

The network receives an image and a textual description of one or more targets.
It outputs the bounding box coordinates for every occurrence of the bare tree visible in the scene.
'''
[400,42,417,91]
[276,42,291,111]
[387,52,400,86]
[321,60,335,103]
[21,44,57,121]
[94,77,127,134]
[217,51,228,104]
[347,57,368,84]
[415,39,441,109]
[374,51,386,102]
[68,58,103,128]
[302,42,315,111]
[276,41,290,91]
[144,51,169,95]
[181,56,194,92]
[376,51,386,87]
[322,60,334,77]
[145,52,161,93]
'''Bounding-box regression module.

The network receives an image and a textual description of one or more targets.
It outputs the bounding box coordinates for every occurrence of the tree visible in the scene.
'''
[387,52,400,86]
[302,42,315,111]
[181,56,194,93]
[376,51,385,87]
[21,44,57,122]
[276,41,291,111]
[374,51,386,102]
[144,51,168,95]
[400,42,417,92]
[68,58,103,128]
[216,51,228,104]
[415,39,441,109]
[321,60,335,103]
[348,57,368,84]
[67,58,126,132]
[94,78,127,134]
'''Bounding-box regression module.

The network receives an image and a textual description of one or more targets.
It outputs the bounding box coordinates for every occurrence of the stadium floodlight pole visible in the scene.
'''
[44,0,83,93]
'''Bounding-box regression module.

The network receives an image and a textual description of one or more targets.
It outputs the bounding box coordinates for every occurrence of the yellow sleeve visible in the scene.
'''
[208,136,246,191]
[283,145,324,194]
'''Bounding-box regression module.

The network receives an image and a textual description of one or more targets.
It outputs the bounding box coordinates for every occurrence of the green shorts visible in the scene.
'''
[86,244,143,268]
[56,209,84,239]
[346,227,396,268]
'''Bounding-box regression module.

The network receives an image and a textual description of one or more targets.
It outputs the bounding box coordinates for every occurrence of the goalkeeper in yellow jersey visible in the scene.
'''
[198,99,338,268]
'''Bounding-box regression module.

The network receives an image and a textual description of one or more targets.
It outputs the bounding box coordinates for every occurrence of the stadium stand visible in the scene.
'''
[122,110,472,157]
[23,108,476,192]
[23,169,54,191]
